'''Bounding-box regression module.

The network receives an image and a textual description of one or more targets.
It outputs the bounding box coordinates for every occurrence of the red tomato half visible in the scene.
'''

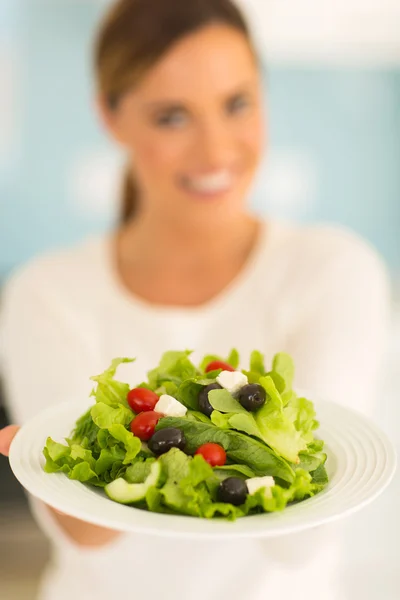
[205,360,235,373]
[127,387,159,413]
[195,443,227,467]
[130,411,163,441]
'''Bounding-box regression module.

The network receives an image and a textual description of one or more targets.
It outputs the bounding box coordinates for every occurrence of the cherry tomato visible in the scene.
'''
[130,411,163,441]
[195,443,227,466]
[205,360,235,373]
[127,387,159,413]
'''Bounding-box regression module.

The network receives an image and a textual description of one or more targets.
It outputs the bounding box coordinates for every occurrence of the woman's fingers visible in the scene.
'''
[0,425,20,457]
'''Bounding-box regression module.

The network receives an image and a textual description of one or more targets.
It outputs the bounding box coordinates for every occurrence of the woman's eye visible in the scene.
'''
[226,95,251,115]
[155,110,187,128]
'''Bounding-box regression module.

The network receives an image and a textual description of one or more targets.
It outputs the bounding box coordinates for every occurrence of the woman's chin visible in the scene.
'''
[178,183,247,214]
[181,186,234,202]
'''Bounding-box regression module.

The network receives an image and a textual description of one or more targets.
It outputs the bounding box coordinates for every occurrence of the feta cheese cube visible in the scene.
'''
[216,370,248,396]
[246,476,275,497]
[155,394,187,417]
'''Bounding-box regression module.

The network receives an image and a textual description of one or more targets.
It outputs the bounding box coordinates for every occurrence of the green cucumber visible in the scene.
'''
[105,461,162,504]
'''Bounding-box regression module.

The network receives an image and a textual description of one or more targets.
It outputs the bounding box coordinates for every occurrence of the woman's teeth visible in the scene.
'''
[184,170,234,194]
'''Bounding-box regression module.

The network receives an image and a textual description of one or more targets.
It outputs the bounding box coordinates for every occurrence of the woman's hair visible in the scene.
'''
[94,0,253,223]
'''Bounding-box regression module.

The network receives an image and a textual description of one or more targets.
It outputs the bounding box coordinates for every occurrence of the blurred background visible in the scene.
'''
[0,1,399,598]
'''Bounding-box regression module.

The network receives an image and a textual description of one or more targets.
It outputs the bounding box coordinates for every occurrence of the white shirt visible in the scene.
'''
[0,220,390,600]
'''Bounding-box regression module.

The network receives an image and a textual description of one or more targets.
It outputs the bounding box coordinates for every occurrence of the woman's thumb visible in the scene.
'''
[0,425,20,457]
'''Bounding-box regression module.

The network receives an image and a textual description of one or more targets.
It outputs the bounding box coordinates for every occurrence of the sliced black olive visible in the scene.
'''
[198,383,223,417]
[238,383,267,412]
[217,477,248,506]
[148,427,186,456]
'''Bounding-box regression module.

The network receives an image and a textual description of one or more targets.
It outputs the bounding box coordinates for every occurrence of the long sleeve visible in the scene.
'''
[259,233,391,598]
[285,237,391,417]
[0,263,124,567]
[0,265,101,425]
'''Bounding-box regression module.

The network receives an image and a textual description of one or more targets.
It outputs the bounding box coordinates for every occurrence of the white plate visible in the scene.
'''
[9,399,396,539]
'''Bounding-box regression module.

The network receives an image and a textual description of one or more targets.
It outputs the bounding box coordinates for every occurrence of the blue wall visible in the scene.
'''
[1,1,399,281]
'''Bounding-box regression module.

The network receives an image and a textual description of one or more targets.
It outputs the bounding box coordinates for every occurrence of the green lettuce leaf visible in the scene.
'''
[43,437,98,482]
[308,439,325,453]
[283,396,319,443]
[272,352,294,393]
[255,376,308,463]
[90,358,134,408]
[70,408,99,446]
[69,462,98,482]
[250,350,265,375]
[310,463,329,486]
[45,438,71,463]
[201,502,241,520]
[155,381,179,397]
[289,468,321,501]
[108,424,142,464]
[187,410,212,424]
[208,389,247,414]
[176,380,204,410]
[69,444,96,469]
[227,349,240,369]
[158,448,192,511]
[145,486,168,513]
[97,429,111,449]
[156,449,216,516]
[147,351,197,388]
[242,350,266,383]
[213,464,256,480]
[297,450,327,473]
[227,413,264,439]
[210,411,232,429]
[125,458,157,484]
[95,446,126,476]
[90,403,133,429]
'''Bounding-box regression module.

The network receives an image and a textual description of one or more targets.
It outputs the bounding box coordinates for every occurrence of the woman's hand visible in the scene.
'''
[0,425,20,456]
[0,425,121,548]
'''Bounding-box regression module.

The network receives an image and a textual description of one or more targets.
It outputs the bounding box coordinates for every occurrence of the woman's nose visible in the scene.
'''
[196,119,236,167]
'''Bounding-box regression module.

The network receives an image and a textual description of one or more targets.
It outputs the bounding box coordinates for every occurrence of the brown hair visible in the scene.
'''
[94,0,253,223]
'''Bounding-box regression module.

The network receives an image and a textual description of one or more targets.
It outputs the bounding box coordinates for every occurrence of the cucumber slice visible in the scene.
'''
[105,461,162,504]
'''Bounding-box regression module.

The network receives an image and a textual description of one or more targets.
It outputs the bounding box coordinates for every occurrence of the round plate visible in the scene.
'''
[9,399,396,539]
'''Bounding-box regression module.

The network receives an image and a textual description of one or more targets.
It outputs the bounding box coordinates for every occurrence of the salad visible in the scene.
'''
[42,350,329,520]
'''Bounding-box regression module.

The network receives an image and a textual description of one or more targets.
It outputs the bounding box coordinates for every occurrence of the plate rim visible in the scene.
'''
[8,398,397,539]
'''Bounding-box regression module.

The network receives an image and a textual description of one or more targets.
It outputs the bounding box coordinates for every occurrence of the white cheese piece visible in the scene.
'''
[155,394,187,417]
[216,370,248,396]
[246,476,275,497]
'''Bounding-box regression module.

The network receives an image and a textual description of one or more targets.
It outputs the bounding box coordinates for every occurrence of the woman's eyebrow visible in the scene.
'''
[143,80,257,111]
[144,100,187,111]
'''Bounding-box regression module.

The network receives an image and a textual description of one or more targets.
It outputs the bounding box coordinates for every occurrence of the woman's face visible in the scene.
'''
[103,25,265,227]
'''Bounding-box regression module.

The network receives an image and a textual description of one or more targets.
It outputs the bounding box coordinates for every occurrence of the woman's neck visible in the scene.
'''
[119,212,259,269]
[114,212,263,307]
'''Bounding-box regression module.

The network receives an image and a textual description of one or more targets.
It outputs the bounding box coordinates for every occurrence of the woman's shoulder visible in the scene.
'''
[272,220,387,273]
[264,220,391,304]
[1,236,109,305]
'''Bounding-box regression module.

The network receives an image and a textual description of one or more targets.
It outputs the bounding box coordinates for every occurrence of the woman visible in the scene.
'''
[0,0,389,599]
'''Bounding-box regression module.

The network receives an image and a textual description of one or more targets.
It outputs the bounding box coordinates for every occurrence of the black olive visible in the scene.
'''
[148,427,186,456]
[198,383,223,417]
[238,384,267,412]
[217,477,248,506]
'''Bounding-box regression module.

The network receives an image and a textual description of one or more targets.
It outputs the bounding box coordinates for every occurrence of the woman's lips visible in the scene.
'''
[180,169,236,197]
